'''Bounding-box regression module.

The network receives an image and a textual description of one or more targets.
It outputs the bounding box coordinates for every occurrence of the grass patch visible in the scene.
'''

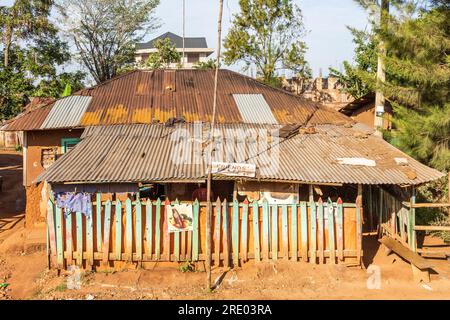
[55,283,67,292]
[179,261,195,273]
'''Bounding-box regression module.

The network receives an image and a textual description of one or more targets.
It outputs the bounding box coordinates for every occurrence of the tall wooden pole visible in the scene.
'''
[374,0,389,137]
[205,0,224,290]
[182,0,185,68]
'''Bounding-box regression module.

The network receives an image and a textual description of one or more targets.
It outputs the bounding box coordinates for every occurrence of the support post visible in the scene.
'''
[410,186,417,252]
[356,184,363,266]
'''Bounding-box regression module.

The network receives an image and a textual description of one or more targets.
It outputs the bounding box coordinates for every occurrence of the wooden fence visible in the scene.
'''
[46,196,363,270]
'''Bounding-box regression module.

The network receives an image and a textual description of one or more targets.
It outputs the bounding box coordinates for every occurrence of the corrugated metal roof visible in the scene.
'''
[233,94,278,124]
[40,96,92,129]
[3,104,53,131]
[38,123,444,185]
[4,70,353,131]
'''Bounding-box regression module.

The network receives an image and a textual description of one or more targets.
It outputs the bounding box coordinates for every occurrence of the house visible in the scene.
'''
[339,93,393,130]
[135,32,214,68]
[3,69,443,270]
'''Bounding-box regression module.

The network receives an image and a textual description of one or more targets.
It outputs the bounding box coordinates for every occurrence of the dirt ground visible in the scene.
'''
[1,150,450,300]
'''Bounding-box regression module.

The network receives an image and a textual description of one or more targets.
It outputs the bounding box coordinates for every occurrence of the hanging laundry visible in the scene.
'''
[55,192,93,219]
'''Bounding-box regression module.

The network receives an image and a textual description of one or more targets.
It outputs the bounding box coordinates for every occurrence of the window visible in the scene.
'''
[187,53,200,63]
[41,148,58,169]
[61,138,81,154]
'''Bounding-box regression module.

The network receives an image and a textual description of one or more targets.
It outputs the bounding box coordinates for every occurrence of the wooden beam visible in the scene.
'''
[414,225,450,231]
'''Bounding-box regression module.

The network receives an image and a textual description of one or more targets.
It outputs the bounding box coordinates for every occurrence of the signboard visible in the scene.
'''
[211,161,256,178]
[167,204,194,233]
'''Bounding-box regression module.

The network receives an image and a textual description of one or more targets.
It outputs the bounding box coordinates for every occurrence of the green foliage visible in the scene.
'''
[329,27,378,98]
[179,260,195,273]
[144,38,181,69]
[194,59,217,70]
[58,0,160,83]
[0,0,86,120]
[223,0,310,86]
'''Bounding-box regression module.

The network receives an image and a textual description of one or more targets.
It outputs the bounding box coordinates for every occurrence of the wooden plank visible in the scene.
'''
[252,201,260,262]
[96,193,102,252]
[65,211,73,266]
[163,199,170,261]
[102,200,112,264]
[271,204,278,261]
[76,211,83,266]
[145,199,152,259]
[300,202,308,262]
[379,236,433,269]
[86,202,94,267]
[223,199,230,267]
[173,200,180,262]
[232,198,239,266]
[46,201,57,267]
[181,231,186,261]
[317,198,324,264]
[262,199,270,261]
[410,188,416,252]
[136,198,143,262]
[155,198,162,260]
[336,198,344,261]
[54,206,64,268]
[415,225,450,231]
[327,198,336,264]
[192,199,200,261]
[356,185,363,265]
[290,203,298,261]
[282,205,289,261]
[310,200,317,264]
[214,198,221,265]
[125,198,133,262]
[242,199,249,262]
[115,200,122,260]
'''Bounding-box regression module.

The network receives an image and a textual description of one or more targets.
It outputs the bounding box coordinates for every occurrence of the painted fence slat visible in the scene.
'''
[55,206,64,268]
[115,200,122,260]
[337,198,344,261]
[145,199,152,259]
[242,199,249,262]
[282,205,289,261]
[136,199,143,262]
[252,201,260,262]
[262,199,270,261]
[214,198,221,264]
[102,200,112,264]
[310,200,317,264]
[290,204,298,261]
[192,199,200,261]
[66,211,73,266]
[76,211,83,266]
[300,202,308,262]
[96,193,102,252]
[47,200,57,267]
[174,200,180,262]
[155,198,162,260]
[327,198,336,264]
[271,204,278,261]
[317,198,324,264]
[223,199,230,268]
[232,199,239,266]
[87,203,94,267]
[163,200,170,261]
[126,198,133,262]
[356,204,362,265]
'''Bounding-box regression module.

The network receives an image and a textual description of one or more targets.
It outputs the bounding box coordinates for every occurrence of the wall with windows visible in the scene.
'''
[23,129,83,186]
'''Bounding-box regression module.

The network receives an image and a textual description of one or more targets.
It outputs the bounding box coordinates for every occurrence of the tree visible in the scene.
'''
[57,0,160,83]
[194,59,217,70]
[329,27,378,98]
[0,0,85,120]
[144,38,181,69]
[223,0,310,86]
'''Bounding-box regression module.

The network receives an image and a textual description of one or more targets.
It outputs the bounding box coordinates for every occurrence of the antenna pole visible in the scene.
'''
[205,0,224,291]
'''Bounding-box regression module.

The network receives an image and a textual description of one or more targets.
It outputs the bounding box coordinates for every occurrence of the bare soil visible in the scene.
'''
[1,150,449,300]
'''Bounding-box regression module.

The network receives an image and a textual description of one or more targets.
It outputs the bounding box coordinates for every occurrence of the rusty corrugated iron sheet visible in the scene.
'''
[4,69,353,131]
[40,96,92,129]
[3,103,53,131]
[38,123,444,185]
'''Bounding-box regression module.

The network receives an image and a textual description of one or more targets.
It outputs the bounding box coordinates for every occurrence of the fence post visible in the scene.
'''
[410,187,417,252]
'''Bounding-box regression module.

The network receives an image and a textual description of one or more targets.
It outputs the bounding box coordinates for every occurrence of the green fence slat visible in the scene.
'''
[242,199,249,262]
[136,199,143,261]
[96,193,102,252]
[271,204,278,261]
[337,198,344,261]
[102,200,112,264]
[310,200,317,264]
[155,198,162,259]
[252,201,260,262]
[317,198,324,264]
[291,203,298,261]
[192,199,200,261]
[125,198,133,262]
[86,201,94,267]
[232,199,239,266]
[66,210,73,266]
[115,200,122,261]
[54,204,64,268]
[145,199,153,259]
[282,205,288,260]
[300,202,308,262]
[222,199,230,267]
[327,198,336,264]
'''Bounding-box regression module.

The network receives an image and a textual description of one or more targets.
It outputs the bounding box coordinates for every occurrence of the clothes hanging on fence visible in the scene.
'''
[55,192,92,219]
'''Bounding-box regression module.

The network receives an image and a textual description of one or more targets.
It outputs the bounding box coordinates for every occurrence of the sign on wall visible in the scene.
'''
[211,161,256,177]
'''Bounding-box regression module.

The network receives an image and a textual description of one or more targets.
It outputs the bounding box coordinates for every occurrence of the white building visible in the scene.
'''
[135,32,214,68]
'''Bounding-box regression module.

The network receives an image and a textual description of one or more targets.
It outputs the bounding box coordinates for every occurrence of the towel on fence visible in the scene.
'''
[55,192,92,219]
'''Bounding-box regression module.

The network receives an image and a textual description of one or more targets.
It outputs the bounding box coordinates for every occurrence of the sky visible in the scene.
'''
[146,0,370,77]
